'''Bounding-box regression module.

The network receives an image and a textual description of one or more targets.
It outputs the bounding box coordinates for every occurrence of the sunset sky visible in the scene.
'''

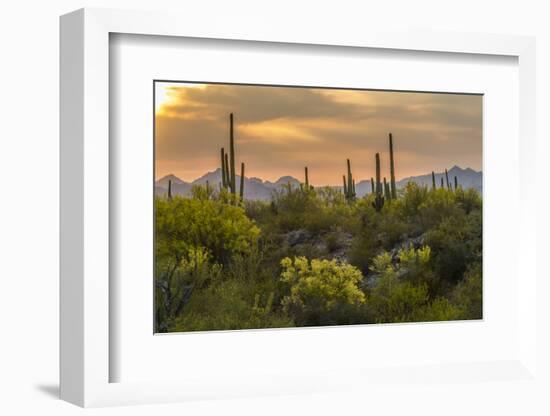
[155,82,482,186]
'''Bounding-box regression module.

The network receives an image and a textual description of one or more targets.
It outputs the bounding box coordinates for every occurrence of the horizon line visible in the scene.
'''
[156,165,482,186]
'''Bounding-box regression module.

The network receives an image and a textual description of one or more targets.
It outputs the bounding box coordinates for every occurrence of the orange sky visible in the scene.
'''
[155,82,482,186]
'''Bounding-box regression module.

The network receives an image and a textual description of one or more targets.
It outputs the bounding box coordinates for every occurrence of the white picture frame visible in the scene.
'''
[60,7,538,408]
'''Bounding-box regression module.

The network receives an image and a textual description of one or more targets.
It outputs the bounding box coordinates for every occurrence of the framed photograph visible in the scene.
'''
[152,80,483,334]
[60,8,539,408]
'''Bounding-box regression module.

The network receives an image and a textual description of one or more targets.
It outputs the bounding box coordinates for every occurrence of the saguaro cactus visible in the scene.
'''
[168,179,172,199]
[389,133,397,199]
[454,176,458,191]
[371,177,375,194]
[343,159,356,202]
[440,177,444,188]
[240,162,245,200]
[431,171,436,191]
[219,113,246,202]
[445,168,450,190]
[372,153,385,212]
[304,167,310,189]
[229,113,236,195]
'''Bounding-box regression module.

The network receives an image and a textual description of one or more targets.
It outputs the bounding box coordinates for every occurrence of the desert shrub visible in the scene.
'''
[155,195,260,265]
[189,183,216,200]
[365,246,454,322]
[425,214,480,286]
[452,263,482,319]
[401,182,430,218]
[264,186,353,235]
[316,186,347,207]
[455,187,482,215]
[411,297,460,322]
[244,199,271,222]
[367,272,429,323]
[155,246,222,331]
[170,279,295,332]
[325,231,342,252]
[348,229,379,274]
[418,188,463,229]
[280,256,365,326]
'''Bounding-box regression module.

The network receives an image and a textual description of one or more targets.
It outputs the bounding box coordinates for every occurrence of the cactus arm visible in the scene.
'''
[343,175,348,195]
[224,153,230,190]
[220,148,227,188]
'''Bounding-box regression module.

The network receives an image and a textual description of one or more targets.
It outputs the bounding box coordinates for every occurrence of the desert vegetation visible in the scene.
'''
[155,114,482,332]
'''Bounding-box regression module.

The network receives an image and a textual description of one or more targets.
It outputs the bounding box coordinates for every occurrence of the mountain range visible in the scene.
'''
[155,165,482,200]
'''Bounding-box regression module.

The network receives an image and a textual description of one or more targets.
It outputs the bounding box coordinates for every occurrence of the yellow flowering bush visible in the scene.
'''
[280,256,365,325]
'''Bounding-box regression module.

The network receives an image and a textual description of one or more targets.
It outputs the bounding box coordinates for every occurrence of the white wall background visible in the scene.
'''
[0,1,548,415]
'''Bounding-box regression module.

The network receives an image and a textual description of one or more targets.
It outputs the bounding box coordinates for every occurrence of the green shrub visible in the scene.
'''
[170,279,295,332]
[155,246,222,332]
[455,187,482,215]
[452,263,482,319]
[366,246,454,322]
[425,215,480,286]
[156,195,260,264]
[411,297,460,322]
[367,272,429,323]
[280,256,365,325]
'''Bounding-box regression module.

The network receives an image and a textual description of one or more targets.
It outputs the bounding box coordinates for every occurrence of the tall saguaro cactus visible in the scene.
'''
[431,171,436,191]
[229,113,236,195]
[445,168,450,190]
[389,133,397,199]
[372,153,385,212]
[219,113,246,202]
[454,176,458,191]
[304,167,310,189]
[168,179,172,199]
[240,162,245,200]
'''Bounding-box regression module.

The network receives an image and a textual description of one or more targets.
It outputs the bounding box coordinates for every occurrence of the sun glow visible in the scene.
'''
[155,82,206,114]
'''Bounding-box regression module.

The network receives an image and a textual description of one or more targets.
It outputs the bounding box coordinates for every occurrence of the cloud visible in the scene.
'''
[155,82,482,185]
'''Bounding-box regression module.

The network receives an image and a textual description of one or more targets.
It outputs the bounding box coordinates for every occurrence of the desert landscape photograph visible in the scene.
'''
[154,81,482,333]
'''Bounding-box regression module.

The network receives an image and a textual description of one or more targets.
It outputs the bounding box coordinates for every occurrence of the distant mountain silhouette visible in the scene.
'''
[397,165,482,193]
[355,165,481,196]
[156,166,482,200]
[156,168,302,200]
